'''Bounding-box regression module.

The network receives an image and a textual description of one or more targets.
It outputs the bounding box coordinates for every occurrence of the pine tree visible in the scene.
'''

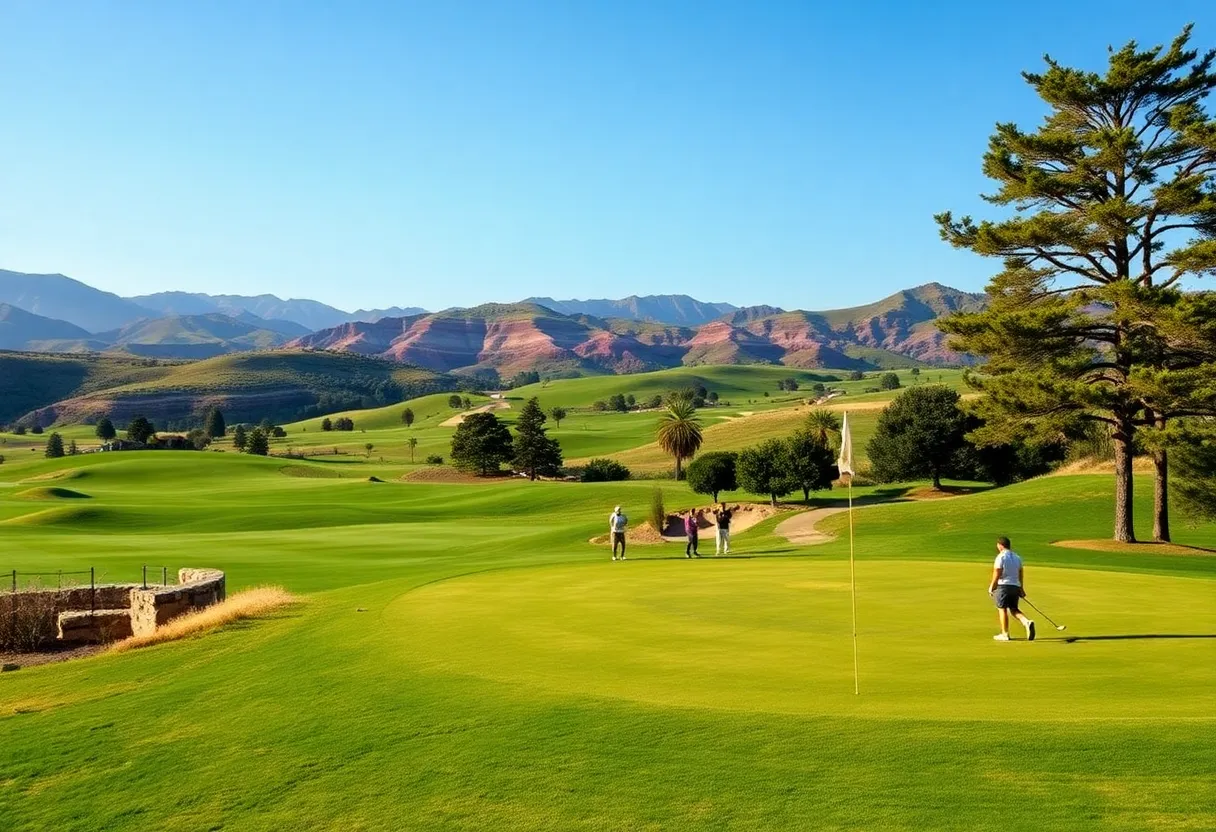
[44,432,65,459]
[512,397,563,480]
[936,28,1216,542]
[246,428,270,456]
[450,412,513,476]
[68,439,79,456]
[205,408,227,438]
[233,424,248,452]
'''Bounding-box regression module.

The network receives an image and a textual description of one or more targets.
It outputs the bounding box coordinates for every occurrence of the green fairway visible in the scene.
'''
[1,448,1213,830]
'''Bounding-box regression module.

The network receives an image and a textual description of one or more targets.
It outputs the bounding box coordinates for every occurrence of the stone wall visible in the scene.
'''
[129,568,226,637]
[1,568,225,648]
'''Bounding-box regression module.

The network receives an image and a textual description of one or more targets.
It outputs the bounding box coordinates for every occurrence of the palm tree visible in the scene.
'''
[407,437,418,463]
[804,409,841,449]
[656,401,703,480]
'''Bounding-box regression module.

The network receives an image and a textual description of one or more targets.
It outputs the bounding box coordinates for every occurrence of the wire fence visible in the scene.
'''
[2,565,177,594]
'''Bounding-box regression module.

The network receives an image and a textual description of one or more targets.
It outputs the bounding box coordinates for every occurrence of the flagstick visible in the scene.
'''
[848,472,858,695]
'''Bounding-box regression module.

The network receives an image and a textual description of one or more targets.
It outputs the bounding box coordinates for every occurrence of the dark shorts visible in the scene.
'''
[612,532,626,544]
[994,585,1022,610]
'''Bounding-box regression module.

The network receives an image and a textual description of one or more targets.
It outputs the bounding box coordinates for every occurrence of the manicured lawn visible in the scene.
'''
[0,450,1212,830]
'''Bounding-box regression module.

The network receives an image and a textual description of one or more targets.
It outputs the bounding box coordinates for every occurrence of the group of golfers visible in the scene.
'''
[609,506,1039,642]
[608,503,733,561]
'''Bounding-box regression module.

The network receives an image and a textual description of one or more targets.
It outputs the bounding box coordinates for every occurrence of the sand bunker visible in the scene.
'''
[404,467,510,484]
[775,507,848,546]
[589,503,783,546]
[440,401,512,428]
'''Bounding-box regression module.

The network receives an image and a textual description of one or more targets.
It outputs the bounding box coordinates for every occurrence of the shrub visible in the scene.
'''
[849,370,865,381]
[879,372,901,390]
[271,426,287,438]
[320,417,333,432]
[649,487,666,532]
[581,458,630,482]
[13,425,27,436]
[31,424,43,435]
[425,454,444,465]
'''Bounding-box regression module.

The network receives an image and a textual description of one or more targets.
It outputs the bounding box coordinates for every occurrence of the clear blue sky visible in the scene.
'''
[2,1,1212,312]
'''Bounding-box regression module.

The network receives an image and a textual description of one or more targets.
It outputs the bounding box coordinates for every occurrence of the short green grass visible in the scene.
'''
[0,449,1212,831]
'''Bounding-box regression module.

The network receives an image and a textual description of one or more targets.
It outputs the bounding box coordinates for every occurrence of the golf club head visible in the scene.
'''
[1056,625,1067,631]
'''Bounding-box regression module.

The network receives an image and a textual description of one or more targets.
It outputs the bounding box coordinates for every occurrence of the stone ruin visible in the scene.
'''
[3,568,226,648]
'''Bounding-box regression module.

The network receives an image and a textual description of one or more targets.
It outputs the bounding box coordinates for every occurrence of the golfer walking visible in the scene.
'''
[684,510,700,558]
[609,506,628,561]
[988,536,1035,641]
[713,503,732,556]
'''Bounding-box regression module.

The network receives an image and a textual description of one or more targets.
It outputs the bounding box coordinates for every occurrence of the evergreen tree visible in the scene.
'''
[127,416,155,444]
[936,28,1216,541]
[512,397,563,480]
[738,439,796,506]
[685,451,737,502]
[246,428,270,456]
[95,417,117,441]
[320,417,333,432]
[68,438,79,456]
[450,412,514,475]
[44,432,65,459]
[233,424,248,451]
[30,424,43,435]
[867,386,968,489]
[205,408,226,438]
[401,407,415,428]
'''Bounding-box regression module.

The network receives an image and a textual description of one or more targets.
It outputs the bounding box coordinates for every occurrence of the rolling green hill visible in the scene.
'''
[5,350,460,429]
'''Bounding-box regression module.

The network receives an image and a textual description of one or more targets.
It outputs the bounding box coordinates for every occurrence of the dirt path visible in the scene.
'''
[774,506,849,546]
[439,401,511,428]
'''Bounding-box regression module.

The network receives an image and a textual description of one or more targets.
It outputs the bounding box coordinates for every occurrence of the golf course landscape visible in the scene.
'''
[1,364,1213,831]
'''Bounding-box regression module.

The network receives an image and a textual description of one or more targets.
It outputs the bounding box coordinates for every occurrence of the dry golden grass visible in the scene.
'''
[1051,539,1216,557]
[110,587,299,653]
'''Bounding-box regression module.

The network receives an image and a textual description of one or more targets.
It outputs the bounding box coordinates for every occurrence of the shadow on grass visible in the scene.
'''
[1048,634,1216,643]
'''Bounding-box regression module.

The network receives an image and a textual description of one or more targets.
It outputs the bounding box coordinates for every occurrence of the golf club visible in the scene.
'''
[1022,597,1067,631]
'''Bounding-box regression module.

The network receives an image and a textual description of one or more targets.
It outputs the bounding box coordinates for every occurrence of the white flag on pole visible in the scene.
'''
[837,411,854,477]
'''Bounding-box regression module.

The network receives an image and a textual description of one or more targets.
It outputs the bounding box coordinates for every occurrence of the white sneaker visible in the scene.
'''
[612,556,618,561]
[993,633,1011,641]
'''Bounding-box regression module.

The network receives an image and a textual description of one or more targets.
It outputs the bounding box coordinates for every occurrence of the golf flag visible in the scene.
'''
[839,411,859,695]
[837,412,854,477]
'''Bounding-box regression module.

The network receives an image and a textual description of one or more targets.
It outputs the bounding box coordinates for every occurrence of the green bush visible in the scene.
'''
[581,458,630,482]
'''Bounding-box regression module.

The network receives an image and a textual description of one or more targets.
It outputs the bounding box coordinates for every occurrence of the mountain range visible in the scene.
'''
[0,268,985,372]
[288,283,984,374]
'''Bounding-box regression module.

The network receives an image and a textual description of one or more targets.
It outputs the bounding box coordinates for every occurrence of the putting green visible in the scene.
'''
[387,559,1216,720]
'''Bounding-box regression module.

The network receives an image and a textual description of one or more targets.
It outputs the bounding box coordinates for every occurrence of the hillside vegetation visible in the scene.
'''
[5,350,458,428]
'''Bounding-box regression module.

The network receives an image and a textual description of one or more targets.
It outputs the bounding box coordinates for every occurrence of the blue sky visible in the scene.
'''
[1,1,1212,312]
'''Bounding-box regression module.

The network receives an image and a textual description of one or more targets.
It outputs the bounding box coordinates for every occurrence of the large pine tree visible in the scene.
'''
[937,27,1216,542]
[511,397,562,480]
[205,408,227,439]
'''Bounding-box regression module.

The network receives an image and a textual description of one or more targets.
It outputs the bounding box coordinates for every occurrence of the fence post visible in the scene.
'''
[162,566,167,587]
[142,564,147,590]
[10,569,15,593]
[91,567,96,615]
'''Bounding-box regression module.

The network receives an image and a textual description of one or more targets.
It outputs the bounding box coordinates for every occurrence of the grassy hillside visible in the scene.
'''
[0,450,1211,831]
[6,350,459,429]
[0,351,182,424]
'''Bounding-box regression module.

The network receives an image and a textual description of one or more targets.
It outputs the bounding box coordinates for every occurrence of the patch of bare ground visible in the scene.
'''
[1,643,102,671]
[657,502,786,540]
[439,401,511,428]
[403,467,512,484]
[905,485,983,500]
[1051,540,1216,557]
[110,587,299,653]
[1052,457,1155,476]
